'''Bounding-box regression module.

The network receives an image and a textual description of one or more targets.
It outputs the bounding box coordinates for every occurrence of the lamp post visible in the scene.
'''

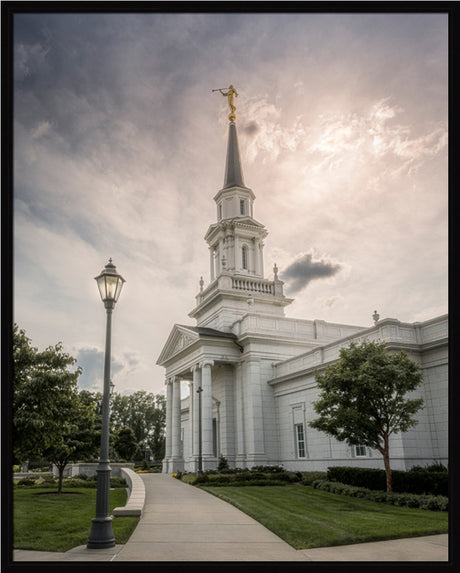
[87,259,125,549]
[197,385,203,476]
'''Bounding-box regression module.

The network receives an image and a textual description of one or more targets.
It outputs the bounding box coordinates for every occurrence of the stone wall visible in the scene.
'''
[52,462,135,478]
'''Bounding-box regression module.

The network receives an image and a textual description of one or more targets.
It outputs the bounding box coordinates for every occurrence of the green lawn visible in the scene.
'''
[201,485,448,550]
[13,487,139,552]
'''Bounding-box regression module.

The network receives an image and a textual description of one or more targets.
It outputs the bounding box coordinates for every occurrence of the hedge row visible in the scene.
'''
[192,470,299,486]
[327,466,448,497]
[15,476,127,489]
[313,480,448,511]
[201,479,289,487]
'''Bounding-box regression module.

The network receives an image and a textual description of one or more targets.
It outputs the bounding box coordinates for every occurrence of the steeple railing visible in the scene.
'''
[231,277,275,295]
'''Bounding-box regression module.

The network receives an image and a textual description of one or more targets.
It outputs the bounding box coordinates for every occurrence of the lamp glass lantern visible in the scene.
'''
[95,258,125,304]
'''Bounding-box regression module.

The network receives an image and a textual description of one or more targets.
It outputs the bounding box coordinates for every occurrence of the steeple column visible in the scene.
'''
[209,247,215,281]
[259,241,264,277]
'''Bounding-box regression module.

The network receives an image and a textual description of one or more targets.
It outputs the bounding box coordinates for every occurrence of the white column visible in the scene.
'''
[244,358,265,465]
[235,362,246,465]
[214,398,221,460]
[259,240,264,278]
[164,378,173,471]
[171,376,181,462]
[191,365,201,460]
[209,247,215,281]
[200,360,214,460]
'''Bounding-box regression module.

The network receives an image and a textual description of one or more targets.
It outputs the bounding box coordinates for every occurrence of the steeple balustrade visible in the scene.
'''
[231,277,275,294]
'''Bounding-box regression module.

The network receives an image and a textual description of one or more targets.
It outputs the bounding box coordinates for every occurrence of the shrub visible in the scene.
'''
[425,463,447,473]
[141,459,150,471]
[312,480,448,511]
[181,473,199,485]
[251,465,284,473]
[64,478,97,488]
[327,466,448,496]
[110,477,127,488]
[300,471,328,485]
[17,478,37,486]
[217,456,230,472]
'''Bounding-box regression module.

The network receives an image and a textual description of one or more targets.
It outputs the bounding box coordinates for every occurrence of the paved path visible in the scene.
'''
[13,473,449,562]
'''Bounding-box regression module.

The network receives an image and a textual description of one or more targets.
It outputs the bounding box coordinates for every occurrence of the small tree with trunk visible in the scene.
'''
[114,427,138,461]
[44,390,99,493]
[309,340,424,492]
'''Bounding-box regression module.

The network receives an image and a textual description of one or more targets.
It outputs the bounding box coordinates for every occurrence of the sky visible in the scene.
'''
[12,10,448,397]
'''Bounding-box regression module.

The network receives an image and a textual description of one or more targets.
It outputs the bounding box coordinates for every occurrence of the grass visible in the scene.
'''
[13,487,139,552]
[201,484,448,550]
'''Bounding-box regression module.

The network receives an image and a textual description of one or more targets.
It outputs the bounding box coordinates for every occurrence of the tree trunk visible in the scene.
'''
[57,465,65,494]
[382,436,392,492]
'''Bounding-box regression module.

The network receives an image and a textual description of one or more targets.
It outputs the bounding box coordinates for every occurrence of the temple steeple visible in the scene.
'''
[189,89,292,330]
[223,121,247,189]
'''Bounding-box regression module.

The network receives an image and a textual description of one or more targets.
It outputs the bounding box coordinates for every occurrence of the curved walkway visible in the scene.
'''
[13,473,449,562]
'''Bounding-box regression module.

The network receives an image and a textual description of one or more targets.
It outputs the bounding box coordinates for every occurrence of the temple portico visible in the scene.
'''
[163,359,228,474]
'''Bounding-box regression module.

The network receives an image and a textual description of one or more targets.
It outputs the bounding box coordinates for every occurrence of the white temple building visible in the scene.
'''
[157,105,448,475]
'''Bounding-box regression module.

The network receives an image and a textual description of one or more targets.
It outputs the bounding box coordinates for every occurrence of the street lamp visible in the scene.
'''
[87,259,125,549]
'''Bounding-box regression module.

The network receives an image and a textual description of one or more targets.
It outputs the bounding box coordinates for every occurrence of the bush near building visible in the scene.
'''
[327,465,448,497]
[312,480,448,511]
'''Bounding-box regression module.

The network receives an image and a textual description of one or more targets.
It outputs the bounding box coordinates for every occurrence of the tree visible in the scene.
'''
[309,340,424,492]
[110,391,166,461]
[13,324,82,464]
[114,427,138,461]
[44,390,99,493]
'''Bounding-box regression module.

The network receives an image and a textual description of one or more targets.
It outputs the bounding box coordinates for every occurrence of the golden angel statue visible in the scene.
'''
[212,85,238,121]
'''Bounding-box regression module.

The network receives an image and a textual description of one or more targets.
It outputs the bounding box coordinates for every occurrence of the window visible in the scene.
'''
[354,445,367,457]
[240,199,245,215]
[242,246,248,269]
[218,203,223,220]
[295,423,306,458]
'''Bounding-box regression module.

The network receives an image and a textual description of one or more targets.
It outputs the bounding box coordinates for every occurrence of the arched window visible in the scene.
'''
[242,246,248,270]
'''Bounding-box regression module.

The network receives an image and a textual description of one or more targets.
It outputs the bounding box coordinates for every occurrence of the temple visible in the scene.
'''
[157,100,448,474]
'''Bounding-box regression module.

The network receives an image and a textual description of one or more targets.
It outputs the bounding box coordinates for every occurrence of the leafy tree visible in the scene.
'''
[110,391,166,461]
[114,427,137,461]
[44,390,99,493]
[13,324,82,464]
[309,340,424,492]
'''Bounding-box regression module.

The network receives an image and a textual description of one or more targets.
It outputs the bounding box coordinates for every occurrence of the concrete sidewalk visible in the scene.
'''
[13,473,449,562]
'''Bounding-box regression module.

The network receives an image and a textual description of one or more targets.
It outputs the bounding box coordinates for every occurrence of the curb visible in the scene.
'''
[112,468,145,517]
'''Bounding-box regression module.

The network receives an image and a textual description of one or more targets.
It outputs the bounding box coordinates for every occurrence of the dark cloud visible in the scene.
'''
[281,253,342,295]
[76,346,124,390]
[242,121,260,136]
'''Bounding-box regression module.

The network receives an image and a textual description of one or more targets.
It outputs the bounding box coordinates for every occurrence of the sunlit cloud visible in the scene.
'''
[239,98,306,163]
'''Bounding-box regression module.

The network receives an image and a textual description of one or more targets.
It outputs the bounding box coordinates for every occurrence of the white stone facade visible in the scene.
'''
[157,119,448,475]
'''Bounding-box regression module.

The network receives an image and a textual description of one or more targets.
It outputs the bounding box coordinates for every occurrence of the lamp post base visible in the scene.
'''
[87,516,116,549]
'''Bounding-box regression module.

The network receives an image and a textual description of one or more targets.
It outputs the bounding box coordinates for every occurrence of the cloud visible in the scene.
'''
[308,99,447,177]
[239,98,306,163]
[317,294,344,309]
[74,346,125,391]
[281,252,342,295]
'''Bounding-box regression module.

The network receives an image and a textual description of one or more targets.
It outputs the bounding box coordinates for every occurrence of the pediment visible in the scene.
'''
[156,325,199,365]
[204,217,266,241]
